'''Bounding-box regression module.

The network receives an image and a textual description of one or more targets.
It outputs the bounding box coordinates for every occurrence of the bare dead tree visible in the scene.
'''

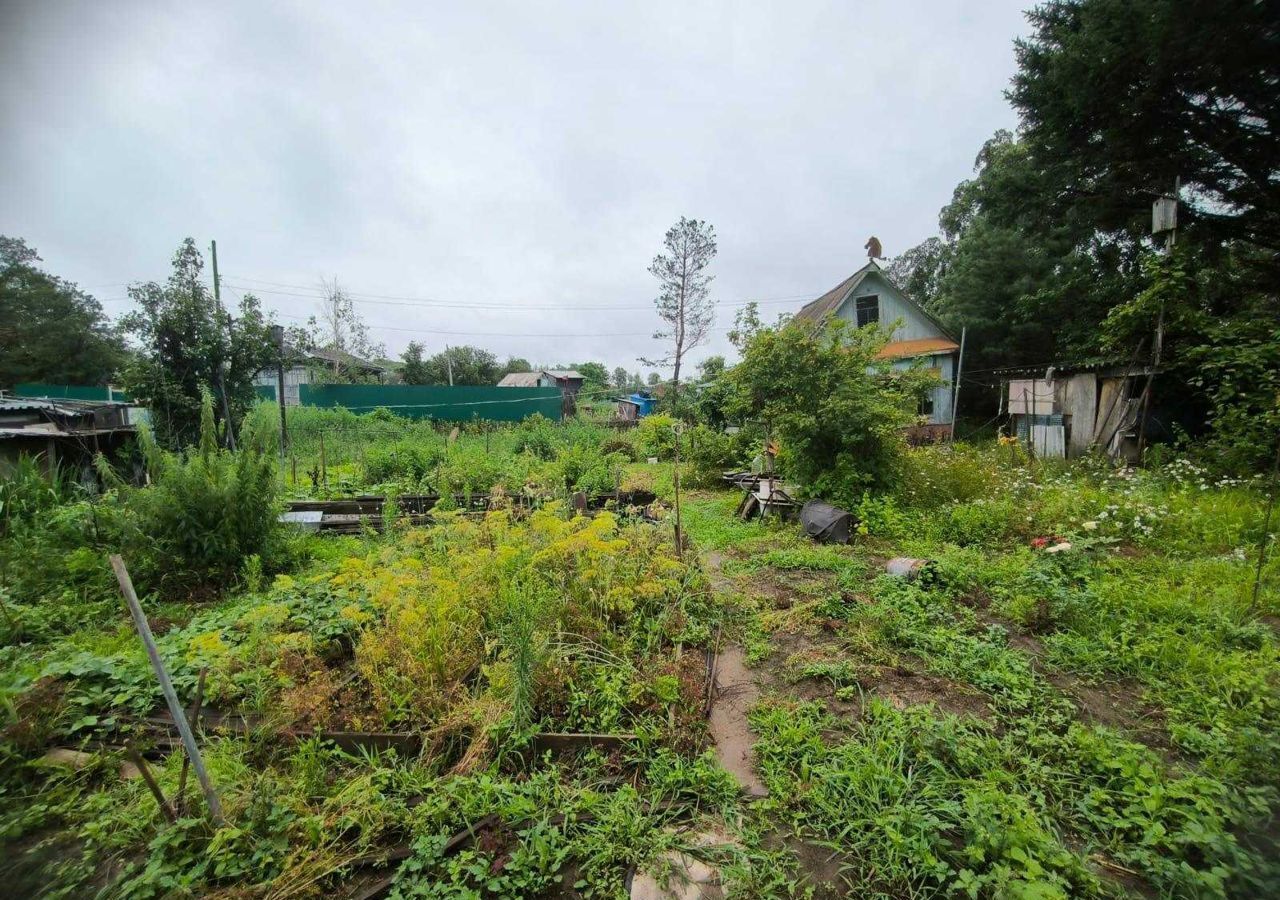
[311,276,383,376]
[641,217,717,407]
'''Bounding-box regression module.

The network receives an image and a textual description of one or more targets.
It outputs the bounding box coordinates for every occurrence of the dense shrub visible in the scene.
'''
[636,414,677,460]
[512,414,558,460]
[683,424,760,487]
[599,435,638,461]
[115,395,280,594]
[0,456,75,537]
[552,444,626,494]
[364,439,442,483]
[725,319,935,504]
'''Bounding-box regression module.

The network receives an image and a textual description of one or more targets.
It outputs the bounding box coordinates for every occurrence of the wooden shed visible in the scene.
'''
[997,363,1160,462]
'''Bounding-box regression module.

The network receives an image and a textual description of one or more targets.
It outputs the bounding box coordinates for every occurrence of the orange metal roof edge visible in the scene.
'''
[875,337,960,359]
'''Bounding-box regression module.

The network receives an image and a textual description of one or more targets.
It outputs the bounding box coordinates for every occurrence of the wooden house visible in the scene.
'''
[253,347,387,406]
[793,260,960,438]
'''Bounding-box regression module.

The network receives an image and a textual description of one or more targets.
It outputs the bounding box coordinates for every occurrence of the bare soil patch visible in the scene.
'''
[707,646,767,798]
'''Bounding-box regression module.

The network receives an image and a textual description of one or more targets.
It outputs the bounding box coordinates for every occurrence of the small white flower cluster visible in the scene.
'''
[1086,500,1166,540]
[1161,456,1256,491]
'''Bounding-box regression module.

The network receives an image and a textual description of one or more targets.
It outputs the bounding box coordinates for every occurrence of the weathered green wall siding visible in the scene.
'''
[298,384,562,421]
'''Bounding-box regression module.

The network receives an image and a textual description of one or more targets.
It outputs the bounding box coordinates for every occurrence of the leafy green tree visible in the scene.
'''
[911,0,1279,460]
[696,355,725,381]
[1011,0,1280,266]
[410,345,501,385]
[885,237,950,309]
[0,237,127,387]
[400,341,429,384]
[647,372,661,387]
[612,367,629,389]
[924,131,1144,381]
[726,319,932,502]
[571,362,608,392]
[502,356,532,377]
[120,239,276,447]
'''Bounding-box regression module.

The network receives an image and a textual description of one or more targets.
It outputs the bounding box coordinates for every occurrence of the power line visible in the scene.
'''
[266,308,735,339]
[221,275,821,312]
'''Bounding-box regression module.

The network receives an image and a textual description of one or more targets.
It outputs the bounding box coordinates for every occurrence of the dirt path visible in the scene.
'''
[707,645,767,798]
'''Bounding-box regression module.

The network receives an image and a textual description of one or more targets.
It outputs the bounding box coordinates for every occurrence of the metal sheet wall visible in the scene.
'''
[14,383,132,402]
[298,384,563,421]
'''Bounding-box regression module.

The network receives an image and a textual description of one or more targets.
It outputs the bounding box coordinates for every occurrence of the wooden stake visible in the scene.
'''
[672,423,683,557]
[125,740,176,822]
[319,433,328,492]
[176,667,208,816]
[111,556,225,826]
[1250,433,1280,615]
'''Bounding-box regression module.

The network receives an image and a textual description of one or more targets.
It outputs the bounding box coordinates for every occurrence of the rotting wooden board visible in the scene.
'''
[527,732,638,756]
[145,712,634,762]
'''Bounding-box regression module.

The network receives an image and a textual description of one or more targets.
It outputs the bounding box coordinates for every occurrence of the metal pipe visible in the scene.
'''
[111,556,224,825]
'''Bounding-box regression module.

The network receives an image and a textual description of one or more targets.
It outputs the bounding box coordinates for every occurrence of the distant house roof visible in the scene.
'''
[793,268,874,326]
[497,370,584,387]
[793,260,957,350]
[498,372,544,387]
[304,346,387,374]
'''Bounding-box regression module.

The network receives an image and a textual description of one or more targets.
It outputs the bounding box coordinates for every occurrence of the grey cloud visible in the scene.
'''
[1,0,1027,370]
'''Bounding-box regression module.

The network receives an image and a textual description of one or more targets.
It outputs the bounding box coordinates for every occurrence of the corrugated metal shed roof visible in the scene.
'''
[305,346,387,373]
[0,397,93,416]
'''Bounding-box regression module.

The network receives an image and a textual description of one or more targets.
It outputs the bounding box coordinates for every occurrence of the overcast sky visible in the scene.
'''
[1,0,1029,373]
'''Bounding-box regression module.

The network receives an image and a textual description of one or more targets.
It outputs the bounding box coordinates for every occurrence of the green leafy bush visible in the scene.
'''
[598,435,637,461]
[363,439,442,483]
[725,319,935,503]
[511,413,558,460]
[0,457,75,537]
[114,393,280,594]
[635,414,676,460]
[683,424,763,487]
[552,444,625,494]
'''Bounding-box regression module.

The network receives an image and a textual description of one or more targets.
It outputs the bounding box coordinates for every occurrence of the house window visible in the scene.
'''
[855,295,879,328]
[919,391,935,418]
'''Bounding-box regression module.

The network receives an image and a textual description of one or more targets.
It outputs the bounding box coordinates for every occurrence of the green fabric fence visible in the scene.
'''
[298,384,563,422]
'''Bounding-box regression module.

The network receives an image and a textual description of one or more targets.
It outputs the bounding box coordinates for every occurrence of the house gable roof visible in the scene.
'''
[497,372,544,387]
[792,260,958,349]
[304,346,387,373]
[498,370,585,387]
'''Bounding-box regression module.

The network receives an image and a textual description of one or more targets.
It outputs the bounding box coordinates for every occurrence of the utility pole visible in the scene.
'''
[209,240,237,450]
[1138,178,1178,455]
[445,345,454,386]
[949,326,967,442]
[271,325,288,466]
